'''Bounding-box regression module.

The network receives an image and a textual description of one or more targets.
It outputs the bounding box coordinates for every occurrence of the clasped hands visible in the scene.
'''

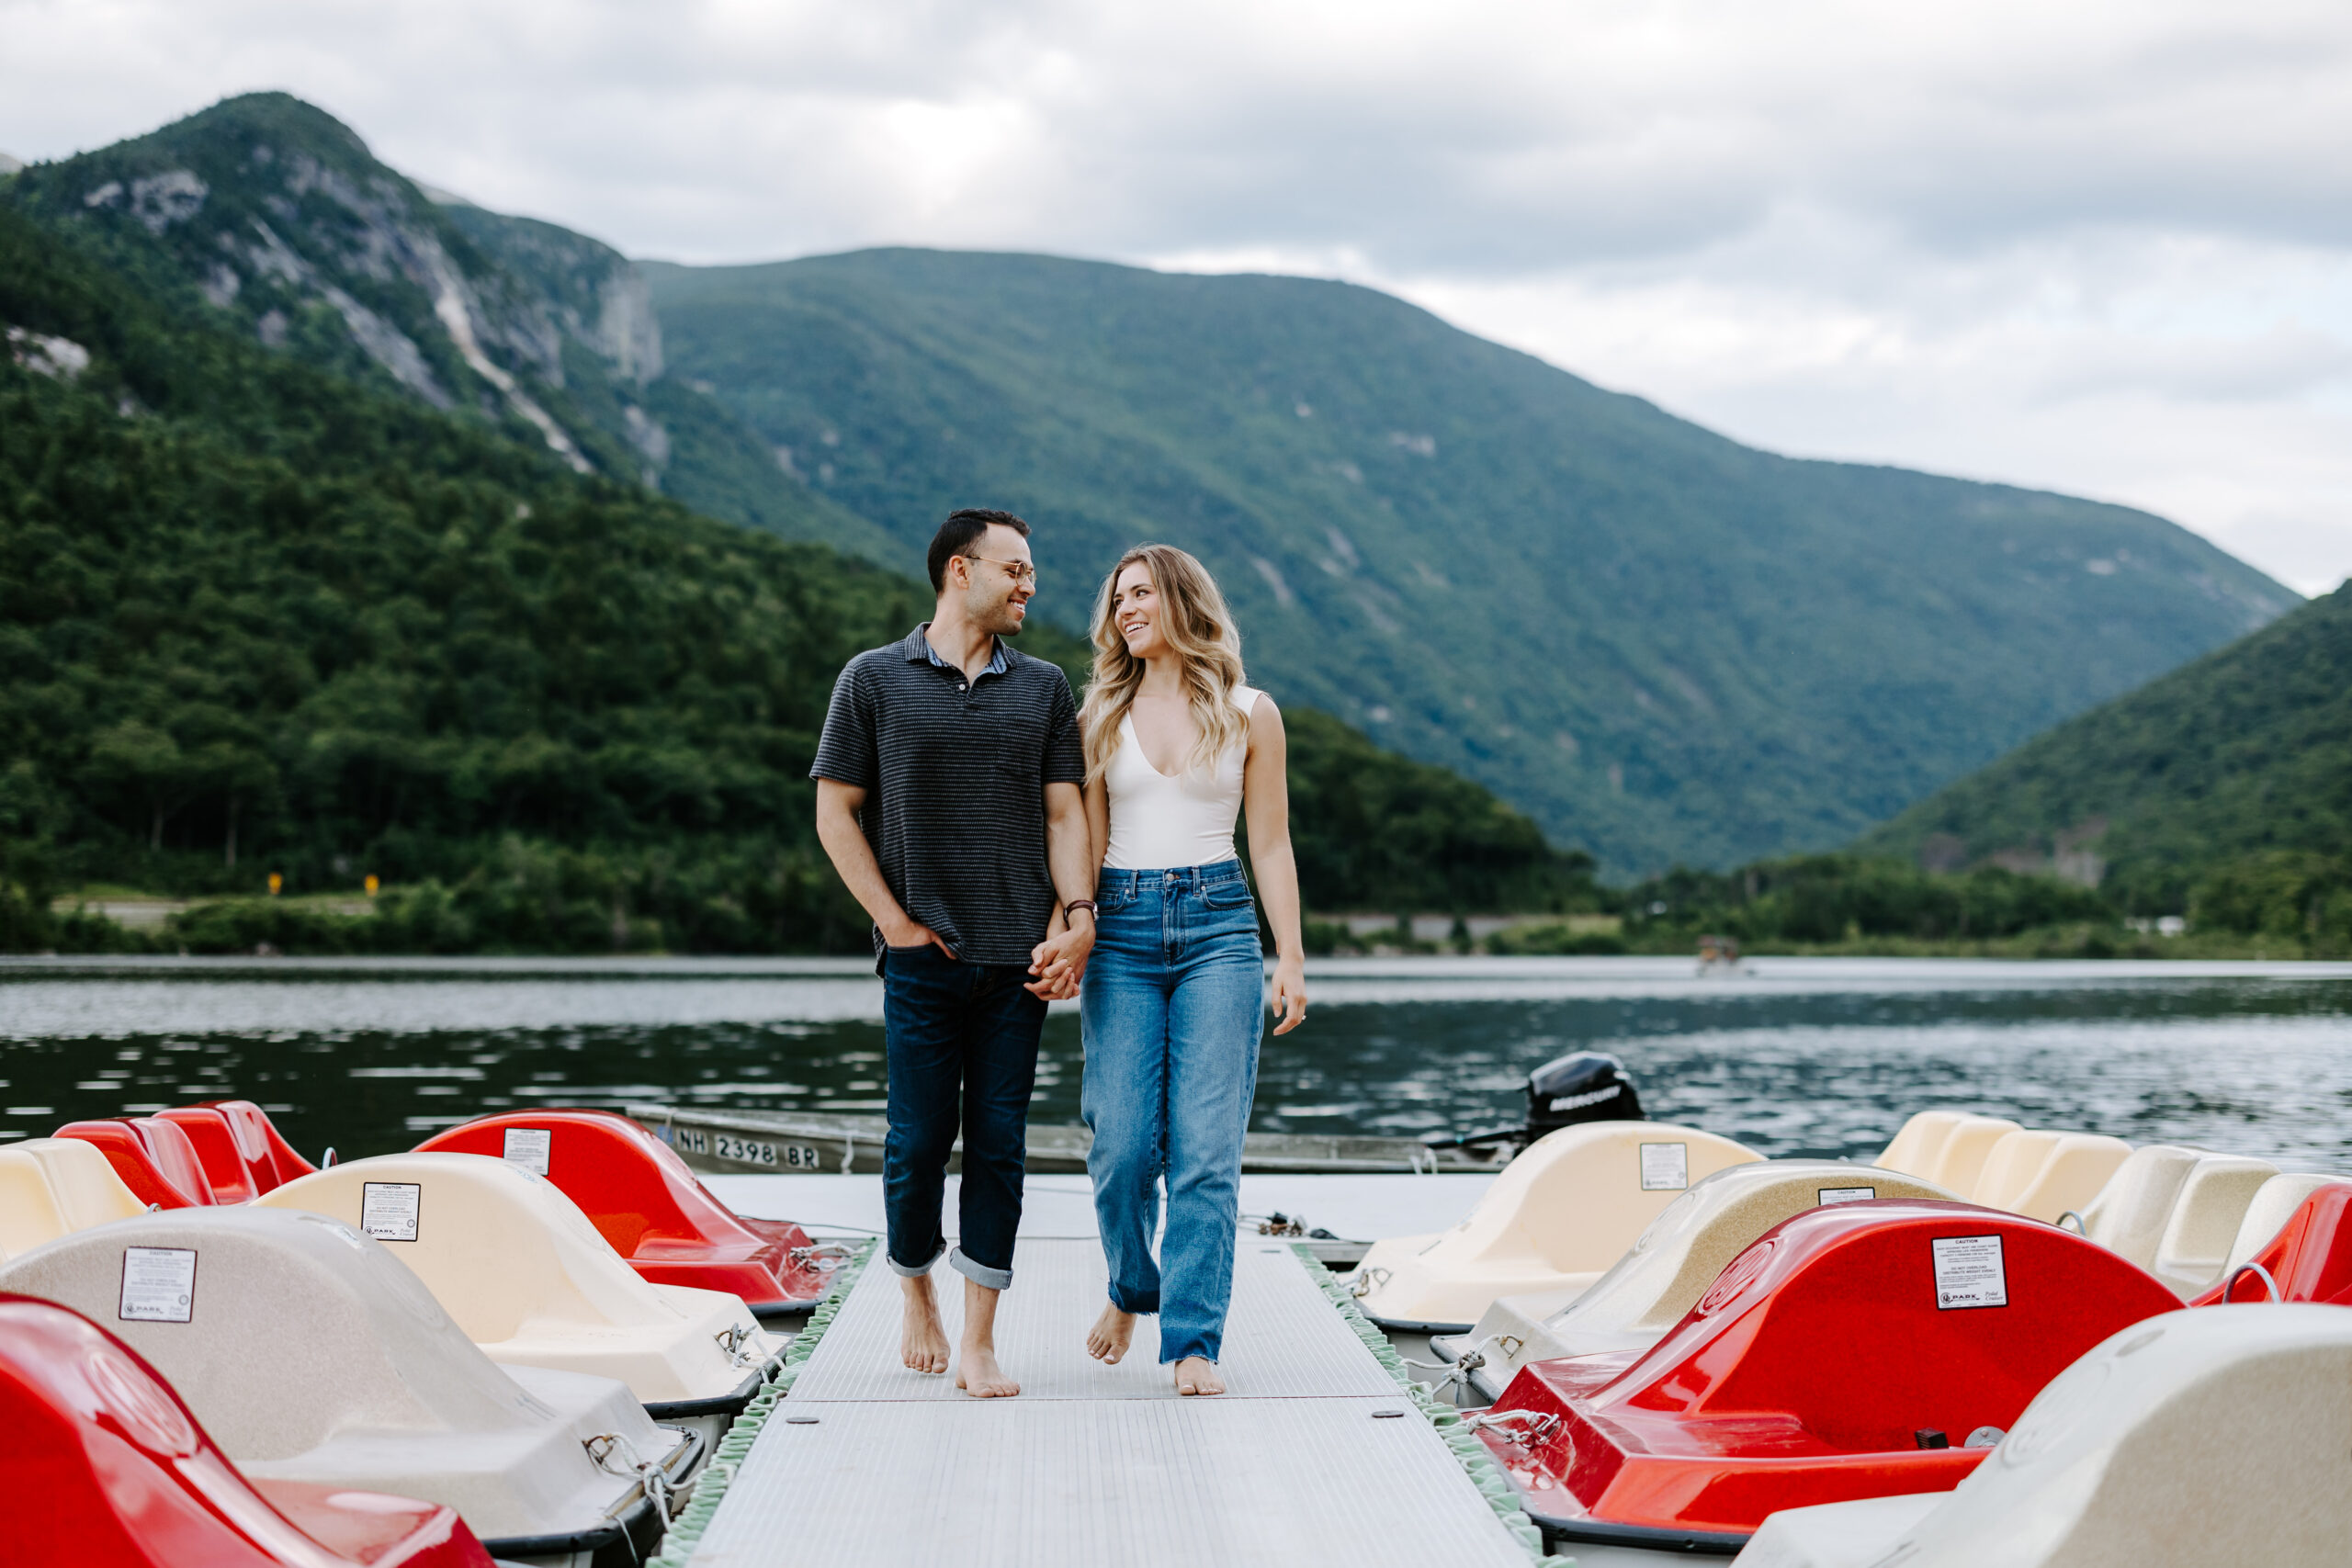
[1025,915,1093,1000]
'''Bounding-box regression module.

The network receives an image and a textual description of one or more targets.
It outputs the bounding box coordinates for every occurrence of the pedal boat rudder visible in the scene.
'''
[1474,1199,2183,1553]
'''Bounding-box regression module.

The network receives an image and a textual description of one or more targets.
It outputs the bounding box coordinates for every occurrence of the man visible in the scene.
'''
[811,508,1096,1398]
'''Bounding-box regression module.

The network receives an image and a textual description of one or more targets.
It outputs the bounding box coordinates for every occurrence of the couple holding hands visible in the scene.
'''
[812,508,1308,1398]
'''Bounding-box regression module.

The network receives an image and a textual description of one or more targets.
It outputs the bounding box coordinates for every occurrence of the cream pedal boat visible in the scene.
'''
[0,1137,148,1261]
[1349,1119,1762,1332]
[0,1203,694,1566]
[1733,1303,2352,1568]
[254,1152,783,1448]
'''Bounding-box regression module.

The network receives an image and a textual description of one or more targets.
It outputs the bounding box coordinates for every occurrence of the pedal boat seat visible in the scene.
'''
[2071,1144,2205,1270]
[156,1104,288,1202]
[1871,1111,1971,1179]
[415,1109,839,1315]
[0,1206,693,1561]
[254,1153,783,1445]
[2149,1154,2279,1296]
[1445,1160,1958,1401]
[0,1292,494,1568]
[1351,1120,1760,1332]
[2189,1176,2352,1306]
[1969,1130,2132,1223]
[1733,1304,2352,1567]
[59,1117,220,1208]
[0,1138,148,1260]
[1476,1200,2182,1553]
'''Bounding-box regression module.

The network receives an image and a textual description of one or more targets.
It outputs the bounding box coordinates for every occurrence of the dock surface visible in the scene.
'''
[682,1192,1530,1567]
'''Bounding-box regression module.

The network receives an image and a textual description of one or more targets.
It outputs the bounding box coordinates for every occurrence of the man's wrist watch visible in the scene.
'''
[1065,900,1097,922]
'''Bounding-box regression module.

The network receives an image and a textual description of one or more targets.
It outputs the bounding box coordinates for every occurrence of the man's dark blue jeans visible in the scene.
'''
[880,942,1046,1291]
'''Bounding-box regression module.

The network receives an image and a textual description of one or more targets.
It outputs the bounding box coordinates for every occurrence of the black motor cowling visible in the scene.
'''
[1421,1050,1643,1157]
[1524,1050,1642,1135]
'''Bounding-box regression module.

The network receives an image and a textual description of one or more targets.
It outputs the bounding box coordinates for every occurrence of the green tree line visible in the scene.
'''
[0,201,1594,954]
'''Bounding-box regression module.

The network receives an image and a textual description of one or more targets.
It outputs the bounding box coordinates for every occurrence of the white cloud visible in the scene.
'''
[3,0,2348,591]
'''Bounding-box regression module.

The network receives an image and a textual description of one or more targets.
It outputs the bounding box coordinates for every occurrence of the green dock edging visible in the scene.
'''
[647,1238,877,1567]
[1293,1245,1550,1562]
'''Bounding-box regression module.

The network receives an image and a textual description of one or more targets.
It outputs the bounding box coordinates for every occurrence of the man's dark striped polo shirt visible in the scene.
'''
[811,624,1085,966]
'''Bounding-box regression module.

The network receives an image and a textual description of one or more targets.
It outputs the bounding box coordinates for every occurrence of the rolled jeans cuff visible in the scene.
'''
[948,1245,1012,1292]
[888,1240,947,1279]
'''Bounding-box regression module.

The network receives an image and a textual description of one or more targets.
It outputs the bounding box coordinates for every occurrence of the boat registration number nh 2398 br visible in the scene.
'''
[708,1134,825,1169]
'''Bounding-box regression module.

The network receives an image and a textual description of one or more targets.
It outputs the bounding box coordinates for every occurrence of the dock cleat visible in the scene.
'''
[416,1109,840,1315]
[1473,1199,2183,1555]
[0,1137,150,1260]
[58,1116,220,1208]
[0,1205,695,1565]
[2190,1176,2352,1306]
[1,1291,494,1568]
[1440,1159,1959,1402]
[1351,1120,1760,1332]
[1735,1304,2352,1567]
[254,1152,784,1449]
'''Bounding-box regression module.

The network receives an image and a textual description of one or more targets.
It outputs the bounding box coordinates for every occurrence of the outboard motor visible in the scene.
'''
[1525,1050,1642,1136]
[1421,1050,1643,1158]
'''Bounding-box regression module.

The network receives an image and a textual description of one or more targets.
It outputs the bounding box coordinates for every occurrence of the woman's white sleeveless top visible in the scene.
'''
[1103,686,1262,871]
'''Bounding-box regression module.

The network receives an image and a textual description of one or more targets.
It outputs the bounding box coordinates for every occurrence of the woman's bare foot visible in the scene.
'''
[899,1274,949,1374]
[1087,1303,1137,1364]
[1172,1356,1224,1395]
[955,1340,1022,1397]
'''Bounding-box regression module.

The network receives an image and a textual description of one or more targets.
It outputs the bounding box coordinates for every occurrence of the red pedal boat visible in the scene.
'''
[2192,1179,2352,1307]
[155,1100,318,1201]
[1474,1200,2183,1554]
[416,1109,842,1314]
[57,1116,220,1208]
[1,1292,492,1568]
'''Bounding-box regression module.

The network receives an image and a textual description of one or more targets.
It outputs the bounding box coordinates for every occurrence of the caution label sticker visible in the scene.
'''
[1639,1143,1690,1191]
[1817,1186,1877,1205]
[119,1247,198,1323]
[501,1126,553,1176]
[361,1181,423,1243]
[1932,1234,2008,1310]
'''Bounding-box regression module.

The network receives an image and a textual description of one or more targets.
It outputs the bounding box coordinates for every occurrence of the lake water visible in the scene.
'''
[4,955,2350,1169]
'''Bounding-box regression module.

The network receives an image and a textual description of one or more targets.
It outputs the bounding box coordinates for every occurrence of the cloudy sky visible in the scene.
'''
[6,0,2349,593]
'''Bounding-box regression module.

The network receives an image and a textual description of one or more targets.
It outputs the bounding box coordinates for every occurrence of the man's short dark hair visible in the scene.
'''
[928,508,1031,592]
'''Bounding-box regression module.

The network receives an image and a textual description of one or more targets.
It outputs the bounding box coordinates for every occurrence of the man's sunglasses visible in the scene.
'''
[964,555,1038,586]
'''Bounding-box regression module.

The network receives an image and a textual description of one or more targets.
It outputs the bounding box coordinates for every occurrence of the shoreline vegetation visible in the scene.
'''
[17,850,2346,962]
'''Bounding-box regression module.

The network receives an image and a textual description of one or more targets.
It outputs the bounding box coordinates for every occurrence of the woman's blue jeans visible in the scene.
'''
[1080,861,1264,1364]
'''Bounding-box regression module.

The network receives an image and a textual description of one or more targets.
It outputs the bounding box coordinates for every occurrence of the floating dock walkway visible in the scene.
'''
[675,1178,1535,1567]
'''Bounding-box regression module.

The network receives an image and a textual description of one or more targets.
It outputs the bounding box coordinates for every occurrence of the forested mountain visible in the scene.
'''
[0,187,1590,951]
[643,250,2295,873]
[1,93,899,562]
[5,91,2304,896]
[1858,584,2351,936]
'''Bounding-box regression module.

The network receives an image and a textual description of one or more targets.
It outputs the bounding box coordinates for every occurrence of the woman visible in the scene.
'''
[1074,543,1308,1395]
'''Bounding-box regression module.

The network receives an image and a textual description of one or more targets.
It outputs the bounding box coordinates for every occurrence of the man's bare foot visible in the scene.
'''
[899,1273,949,1374]
[1173,1357,1224,1395]
[953,1276,1020,1397]
[955,1340,1022,1397]
[1087,1302,1136,1364]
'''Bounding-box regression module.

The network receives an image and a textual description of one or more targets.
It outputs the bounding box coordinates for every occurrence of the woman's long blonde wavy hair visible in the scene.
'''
[1079,544,1250,784]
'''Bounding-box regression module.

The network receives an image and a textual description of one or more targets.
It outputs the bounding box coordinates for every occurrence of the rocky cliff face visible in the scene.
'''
[5,94,671,485]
